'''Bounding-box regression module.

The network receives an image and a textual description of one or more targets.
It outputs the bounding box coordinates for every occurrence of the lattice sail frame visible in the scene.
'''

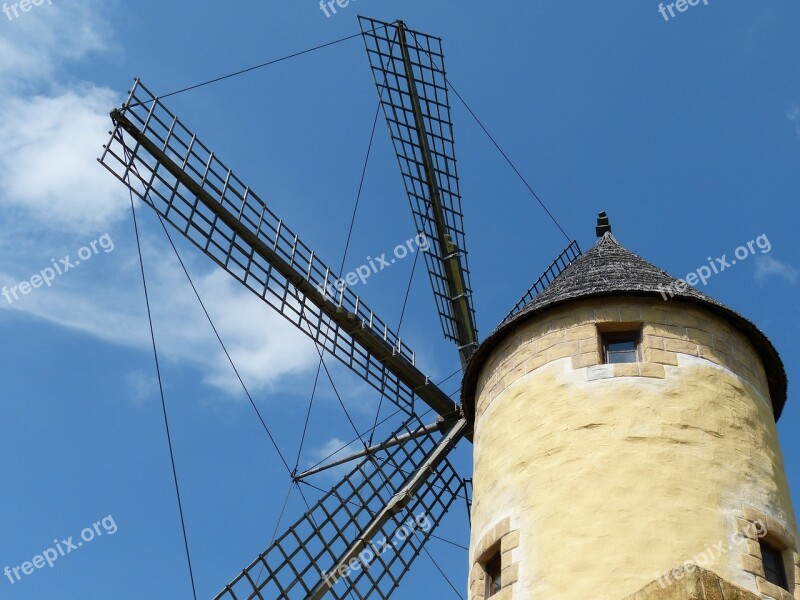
[215,415,466,600]
[98,79,458,419]
[360,17,478,359]
[97,40,476,598]
[504,239,582,321]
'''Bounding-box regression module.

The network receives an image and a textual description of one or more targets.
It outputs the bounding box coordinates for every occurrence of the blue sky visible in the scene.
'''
[0,1,798,598]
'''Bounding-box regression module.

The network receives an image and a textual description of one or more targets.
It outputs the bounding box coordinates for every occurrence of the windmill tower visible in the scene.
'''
[97,15,798,600]
[462,221,799,600]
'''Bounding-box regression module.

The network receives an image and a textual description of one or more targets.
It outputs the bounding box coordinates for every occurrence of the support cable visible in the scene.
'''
[421,544,465,599]
[445,75,571,242]
[294,99,383,469]
[293,360,324,475]
[125,152,296,480]
[310,339,368,452]
[367,249,421,446]
[128,188,198,600]
[128,27,387,108]
[295,484,359,600]
[267,482,296,546]
[155,214,295,478]
[395,250,420,333]
[304,362,461,474]
[303,407,404,472]
[408,27,572,243]
[295,478,469,551]
[249,480,298,593]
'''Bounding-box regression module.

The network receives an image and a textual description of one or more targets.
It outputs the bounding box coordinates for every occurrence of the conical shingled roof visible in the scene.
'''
[462,232,788,420]
[503,232,722,324]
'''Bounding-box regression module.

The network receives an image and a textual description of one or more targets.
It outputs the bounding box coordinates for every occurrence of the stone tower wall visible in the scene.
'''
[469,296,798,600]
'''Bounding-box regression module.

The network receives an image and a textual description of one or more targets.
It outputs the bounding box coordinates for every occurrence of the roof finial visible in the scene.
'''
[596,211,612,237]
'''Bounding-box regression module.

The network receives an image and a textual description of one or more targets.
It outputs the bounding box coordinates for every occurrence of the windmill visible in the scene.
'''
[98,16,581,599]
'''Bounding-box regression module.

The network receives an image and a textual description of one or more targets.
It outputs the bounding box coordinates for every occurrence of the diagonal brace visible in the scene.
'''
[306,417,467,599]
[294,420,450,481]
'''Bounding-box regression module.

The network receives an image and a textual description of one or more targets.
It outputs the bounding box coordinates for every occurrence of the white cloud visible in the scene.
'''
[314,437,357,464]
[0,1,111,90]
[0,0,319,397]
[754,255,799,286]
[0,0,127,233]
[306,437,361,480]
[0,87,130,233]
[789,105,800,137]
[190,270,319,392]
[0,235,319,393]
[126,370,159,406]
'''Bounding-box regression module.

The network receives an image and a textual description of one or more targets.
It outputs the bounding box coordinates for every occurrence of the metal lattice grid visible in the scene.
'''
[214,415,466,600]
[360,17,477,353]
[98,80,458,419]
[505,239,582,321]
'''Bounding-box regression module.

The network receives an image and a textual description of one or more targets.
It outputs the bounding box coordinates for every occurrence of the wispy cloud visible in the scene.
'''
[0,1,111,90]
[306,437,361,480]
[126,370,159,406]
[754,255,799,286]
[0,4,317,398]
[0,88,130,233]
[0,0,127,233]
[789,105,800,137]
[0,234,319,394]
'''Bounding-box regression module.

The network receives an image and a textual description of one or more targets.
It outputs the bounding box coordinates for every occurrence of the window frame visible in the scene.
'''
[483,549,502,598]
[760,539,790,592]
[601,330,641,365]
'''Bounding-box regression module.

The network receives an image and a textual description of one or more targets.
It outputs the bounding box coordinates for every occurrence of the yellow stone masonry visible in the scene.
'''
[469,296,797,600]
[475,297,771,420]
[469,518,521,600]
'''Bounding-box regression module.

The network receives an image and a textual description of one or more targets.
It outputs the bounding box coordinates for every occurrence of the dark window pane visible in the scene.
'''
[607,340,636,352]
[485,553,502,597]
[760,541,789,591]
[608,350,637,364]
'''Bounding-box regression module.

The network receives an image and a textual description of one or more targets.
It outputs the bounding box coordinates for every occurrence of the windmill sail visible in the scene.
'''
[504,239,582,321]
[214,415,467,599]
[360,17,478,367]
[98,79,457,419]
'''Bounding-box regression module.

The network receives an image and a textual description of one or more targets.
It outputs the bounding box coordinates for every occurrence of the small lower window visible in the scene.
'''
[484,551,502,598]
[760,540,789,591]
[602,331,639,364]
